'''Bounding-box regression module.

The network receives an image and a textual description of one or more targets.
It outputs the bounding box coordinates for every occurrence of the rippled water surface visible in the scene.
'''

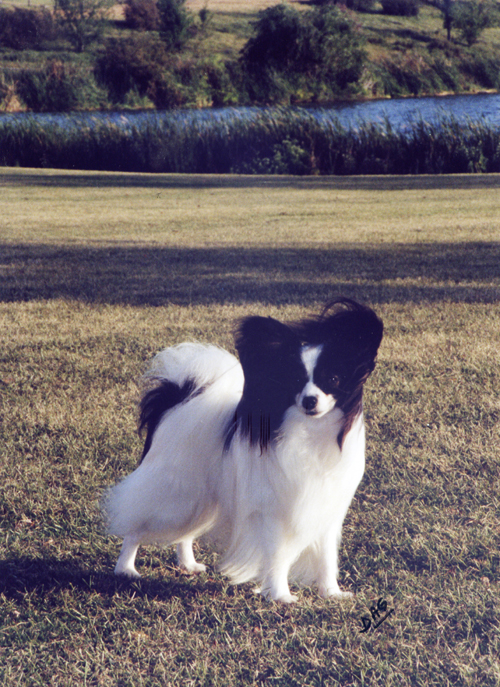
[2,91,500,133]
[318,91,500,129]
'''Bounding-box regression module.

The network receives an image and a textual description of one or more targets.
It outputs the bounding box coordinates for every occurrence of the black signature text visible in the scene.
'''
[359,597,394,633]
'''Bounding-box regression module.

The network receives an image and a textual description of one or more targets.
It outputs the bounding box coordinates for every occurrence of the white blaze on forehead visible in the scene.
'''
[297,344,336,417]
[300,345,323,382]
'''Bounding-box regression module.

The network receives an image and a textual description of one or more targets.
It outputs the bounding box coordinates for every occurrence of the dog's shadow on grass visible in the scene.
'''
[0,556,219,602]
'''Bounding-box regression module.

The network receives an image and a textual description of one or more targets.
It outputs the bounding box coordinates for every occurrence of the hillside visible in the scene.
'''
[0,0,499,111]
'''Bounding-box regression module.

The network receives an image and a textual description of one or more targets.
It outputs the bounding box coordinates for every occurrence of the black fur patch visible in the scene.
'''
[138,378,198,462]
[225,316,307,451]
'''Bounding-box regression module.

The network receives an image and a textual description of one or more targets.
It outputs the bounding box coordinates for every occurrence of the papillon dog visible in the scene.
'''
[105,298,383,602]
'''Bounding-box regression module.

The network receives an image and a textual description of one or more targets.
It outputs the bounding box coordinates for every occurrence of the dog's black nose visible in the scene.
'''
[302,396,317,412]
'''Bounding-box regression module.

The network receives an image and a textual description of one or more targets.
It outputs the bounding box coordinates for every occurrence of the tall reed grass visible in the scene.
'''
[1,107,500,174]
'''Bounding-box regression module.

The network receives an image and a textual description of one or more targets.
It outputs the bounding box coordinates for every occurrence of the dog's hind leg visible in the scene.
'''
[176,537,206,574]
[114,535,141,578]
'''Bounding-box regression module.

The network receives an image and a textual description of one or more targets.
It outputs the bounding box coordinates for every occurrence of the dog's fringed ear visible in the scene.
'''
[319,300,384,361]
[235,316,299,367]
[230,316,304,451]
[341,309,383,361]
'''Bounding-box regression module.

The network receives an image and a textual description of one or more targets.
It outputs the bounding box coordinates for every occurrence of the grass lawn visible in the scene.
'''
[0,168,499,685]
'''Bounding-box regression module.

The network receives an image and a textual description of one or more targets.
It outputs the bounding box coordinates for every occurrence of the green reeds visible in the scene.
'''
[1,108,500,174]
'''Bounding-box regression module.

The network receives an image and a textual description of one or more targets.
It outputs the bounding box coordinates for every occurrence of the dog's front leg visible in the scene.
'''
[259,566,297,603]
[259,532,298,603]
[316,522,352,598]
[316,524,352,599]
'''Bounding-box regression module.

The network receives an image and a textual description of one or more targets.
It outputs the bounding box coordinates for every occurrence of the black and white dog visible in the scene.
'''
[105,298,383,602]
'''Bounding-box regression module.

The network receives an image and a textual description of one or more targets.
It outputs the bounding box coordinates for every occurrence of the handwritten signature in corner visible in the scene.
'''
[359,597,394,633]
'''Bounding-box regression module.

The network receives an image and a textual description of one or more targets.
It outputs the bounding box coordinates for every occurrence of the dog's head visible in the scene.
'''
[294,298,384,421]
[233,298,383,448]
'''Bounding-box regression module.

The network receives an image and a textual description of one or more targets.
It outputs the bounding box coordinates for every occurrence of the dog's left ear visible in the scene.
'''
[354,309,384,359]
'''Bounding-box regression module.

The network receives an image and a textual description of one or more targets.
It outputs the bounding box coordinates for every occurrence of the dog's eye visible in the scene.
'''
[330,375,340,387]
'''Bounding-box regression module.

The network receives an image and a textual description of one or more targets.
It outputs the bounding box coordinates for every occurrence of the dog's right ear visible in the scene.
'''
[231,316,304,450]
[235,316,298,364]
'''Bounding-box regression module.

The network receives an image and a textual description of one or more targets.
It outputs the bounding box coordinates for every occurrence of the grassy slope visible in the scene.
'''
[2,0,500,104]
[0,169,499,685]
[186,1,500,97]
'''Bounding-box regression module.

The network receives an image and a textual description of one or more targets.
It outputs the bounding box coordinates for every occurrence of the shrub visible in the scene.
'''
[202,59,240,107]
[124,0,160,30]
[95,35,170,103]
[234,137,315,175]
[0,7,55,50]
[432,57,462,90]
[54,0,112,52]
[451,1,497,46]
[95,35,242,108]
[241,4,366,102]
[381,0,420,16]
[157,0,193,49]
[460,50,500,88]
[309,0,376,11]
[374,53,446,96]
[16,61,104,112]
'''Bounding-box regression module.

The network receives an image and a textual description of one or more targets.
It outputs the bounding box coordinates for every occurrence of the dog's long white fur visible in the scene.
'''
[105,343,365,602]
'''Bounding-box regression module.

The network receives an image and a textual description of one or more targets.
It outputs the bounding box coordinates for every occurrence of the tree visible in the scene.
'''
[95,34,169,103]
[451,0,497,45]
[157,0,192,49]
[242,4,304,72]
[307,5,367,89]
[380,0,420,16]
[54,0,113,53]
[422,0,497,41]
[422,0,454,40]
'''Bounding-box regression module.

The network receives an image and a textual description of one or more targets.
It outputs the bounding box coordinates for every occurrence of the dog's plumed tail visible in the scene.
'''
[105,344,244,544]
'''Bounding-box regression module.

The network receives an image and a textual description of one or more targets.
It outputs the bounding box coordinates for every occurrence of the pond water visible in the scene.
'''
[314,90,500,129]
[2,90,500,133]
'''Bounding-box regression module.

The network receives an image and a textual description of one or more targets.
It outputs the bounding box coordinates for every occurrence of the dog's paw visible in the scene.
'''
[258,586,298,603]
[320,587,353,600]
[180,562,207,575]
[274,593,298,604]
[114,565,141,579]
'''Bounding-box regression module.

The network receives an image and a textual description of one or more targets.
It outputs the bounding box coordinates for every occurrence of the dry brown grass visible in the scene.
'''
[2,168,500,245]
[0,169,499,686]
[186,0,304,13]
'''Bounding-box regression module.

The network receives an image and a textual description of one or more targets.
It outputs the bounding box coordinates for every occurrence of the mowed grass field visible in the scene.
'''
[0,168,499,686]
